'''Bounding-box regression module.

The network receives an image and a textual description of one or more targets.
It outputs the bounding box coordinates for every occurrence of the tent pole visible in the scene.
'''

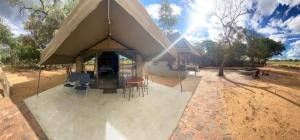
[178,70,183,92]
[36,66,42,96]
[95,52,99,88]
[177,55,183,92]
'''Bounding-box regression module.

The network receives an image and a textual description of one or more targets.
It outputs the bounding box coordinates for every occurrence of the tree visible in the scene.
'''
[6,0,77,65]
[0,18,15,47]
[226,40,247,66]
[159,0,178,32]
[195,40,224,67]
[9,0,78,49]
[16,45,40,64]
[213,0,250,76]
[255,38,285,66]
[243,29,285,67]
[0,18,19,65]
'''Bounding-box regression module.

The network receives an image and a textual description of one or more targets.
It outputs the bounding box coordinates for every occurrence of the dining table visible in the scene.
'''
[126,76,144,97]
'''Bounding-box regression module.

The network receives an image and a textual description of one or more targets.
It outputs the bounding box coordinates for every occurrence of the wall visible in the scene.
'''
[145,61,187,78]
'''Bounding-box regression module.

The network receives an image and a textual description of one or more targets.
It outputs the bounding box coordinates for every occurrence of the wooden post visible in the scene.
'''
[76,56,83,72]
[136,54,144,77]
[177,55,183,92]
[36,66,42,96]
[95,53,99,88]
[178,70,183,92]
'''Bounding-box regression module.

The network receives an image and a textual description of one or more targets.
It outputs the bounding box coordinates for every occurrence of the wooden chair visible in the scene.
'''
[122,79,136,101]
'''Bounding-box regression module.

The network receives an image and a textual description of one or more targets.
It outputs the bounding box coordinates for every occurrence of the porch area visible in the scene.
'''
[24,79,196,140]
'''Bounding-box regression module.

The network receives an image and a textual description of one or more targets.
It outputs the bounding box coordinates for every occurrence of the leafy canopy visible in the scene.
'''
[159,0,178,31]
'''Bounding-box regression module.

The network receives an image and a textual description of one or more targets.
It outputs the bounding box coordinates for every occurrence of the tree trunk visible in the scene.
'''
[218,57,225,76]
[218,66,224,76]
[250,58,255,69]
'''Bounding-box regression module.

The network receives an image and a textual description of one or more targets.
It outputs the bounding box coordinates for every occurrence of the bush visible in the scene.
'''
[16,45,40,64]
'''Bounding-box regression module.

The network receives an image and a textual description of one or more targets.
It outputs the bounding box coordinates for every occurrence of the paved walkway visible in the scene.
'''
[170,70,232,140]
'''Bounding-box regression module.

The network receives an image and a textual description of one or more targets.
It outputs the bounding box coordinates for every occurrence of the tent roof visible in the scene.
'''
[167,32,200,56]
[39,0,177,65]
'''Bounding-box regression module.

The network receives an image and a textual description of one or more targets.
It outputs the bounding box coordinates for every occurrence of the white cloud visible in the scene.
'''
[184,32,209,44]
[268,18,285,28]
[257,26,279,35]
[146,3,182,20]
[283,15,300,34]
[146,4,160,20]
[268,34,287,42]
[278,0,300,7]
[251,0,300,27]
[287,40,300,59]
[1,16,28,36]
[186,0,251,41]
[252,0,279,23]
[171,4,182,16]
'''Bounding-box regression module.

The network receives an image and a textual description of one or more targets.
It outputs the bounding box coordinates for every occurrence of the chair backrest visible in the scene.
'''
[80,73,90,85]
[69,72,80,82]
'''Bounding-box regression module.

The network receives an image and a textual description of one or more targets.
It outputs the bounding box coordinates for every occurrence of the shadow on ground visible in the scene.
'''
[222,75,300,107]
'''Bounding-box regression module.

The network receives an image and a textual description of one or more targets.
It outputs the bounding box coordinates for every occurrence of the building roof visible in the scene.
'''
[39,0,177,65]
[167,32,200,56]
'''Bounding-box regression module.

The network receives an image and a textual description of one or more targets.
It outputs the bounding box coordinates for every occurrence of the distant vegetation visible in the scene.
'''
[0,0,78,66]
[267,60,300,69]
[192,34,285,68]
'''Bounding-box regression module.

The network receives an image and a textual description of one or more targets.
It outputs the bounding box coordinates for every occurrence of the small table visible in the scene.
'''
[126,77,144,98]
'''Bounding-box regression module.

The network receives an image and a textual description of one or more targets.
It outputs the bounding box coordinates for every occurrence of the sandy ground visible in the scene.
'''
[147,74,181,87]
[5,69,67,103]
[220,69,300,140]
[2,67,300,139]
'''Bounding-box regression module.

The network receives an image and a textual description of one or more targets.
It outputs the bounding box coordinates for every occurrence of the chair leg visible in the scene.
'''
[138,85,140,96]
[123,88,126,98]
[128,87,131,101]
[132,87,134,97]
[142,85,144,97]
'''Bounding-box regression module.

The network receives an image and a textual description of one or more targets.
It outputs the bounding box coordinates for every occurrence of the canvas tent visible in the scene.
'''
[39,0,177,65]
[167,32,200,65]
[37,0,177,90]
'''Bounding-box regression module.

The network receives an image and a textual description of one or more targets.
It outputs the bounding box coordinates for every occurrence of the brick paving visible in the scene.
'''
[0,98,40,140]
[170,70,232,140]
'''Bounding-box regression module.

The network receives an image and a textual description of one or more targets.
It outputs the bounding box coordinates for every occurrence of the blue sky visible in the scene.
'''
[0,0,300,59]
[141,0,300,59]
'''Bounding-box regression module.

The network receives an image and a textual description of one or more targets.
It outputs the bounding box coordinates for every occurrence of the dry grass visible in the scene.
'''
[267,61,300,69]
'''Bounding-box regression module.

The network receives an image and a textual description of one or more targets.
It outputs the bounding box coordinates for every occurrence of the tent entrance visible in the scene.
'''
[97,51,119,89]
[82,50,138,90]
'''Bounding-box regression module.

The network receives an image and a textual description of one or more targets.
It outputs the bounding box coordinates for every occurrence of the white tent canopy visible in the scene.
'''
[39,0,177,65]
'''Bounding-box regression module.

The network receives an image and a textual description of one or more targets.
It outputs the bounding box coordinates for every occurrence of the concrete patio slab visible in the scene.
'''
[25,81,194,140]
